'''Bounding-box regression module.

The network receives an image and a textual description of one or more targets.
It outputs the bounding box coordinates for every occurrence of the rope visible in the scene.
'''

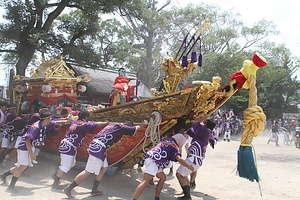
[142,111,162,153]
[240,74,265,195]
[241,75,266,144]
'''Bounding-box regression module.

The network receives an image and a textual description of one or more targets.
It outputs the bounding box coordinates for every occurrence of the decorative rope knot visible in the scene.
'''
[241,75,266,145]
[242,106,266,144]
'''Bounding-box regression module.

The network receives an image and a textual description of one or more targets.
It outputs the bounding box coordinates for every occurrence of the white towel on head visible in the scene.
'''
[172,133,186,149]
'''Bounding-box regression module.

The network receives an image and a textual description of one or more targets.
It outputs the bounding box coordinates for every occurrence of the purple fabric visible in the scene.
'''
[187,122,211,149]
[146,137,181,169]
[17,113,41,137]
[3,116,28,141]
[186,122,211,165]
[4,112,17,124]
[2,112,17,139]
[88,123,137,161]
[18,120,57,150]
[3,117,29,141]
[224,122,233,131]
[59,119,97,155]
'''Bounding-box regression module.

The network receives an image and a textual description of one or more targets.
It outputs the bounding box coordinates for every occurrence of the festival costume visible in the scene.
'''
[177,122,210,176]
[63,123,138,198]
[1,117,58,192]
[58,119,97,173]
[176,122,212,200]
[87,123,137,169]
[145,137,182,176]
[223,120,233,141]
[268,124,279,145]
[17,120,58,165]
[1,112,17,148]
[14,113,40,149]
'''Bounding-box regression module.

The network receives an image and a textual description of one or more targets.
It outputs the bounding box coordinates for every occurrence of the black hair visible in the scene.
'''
[39,108,52,120]
[21,110,31,115]
[123,119,133,126]
[7,102,16,109]
[172,118,190,133]
[118,67,125,71]
[0,101,8,107]
[205,119,216,131]
[78,110,90,119]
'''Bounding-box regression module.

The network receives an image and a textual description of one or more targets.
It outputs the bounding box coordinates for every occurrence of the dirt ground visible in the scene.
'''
[0,131,299,200]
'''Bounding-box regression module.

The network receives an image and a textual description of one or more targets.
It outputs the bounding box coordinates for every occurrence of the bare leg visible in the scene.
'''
[132,173,154,199]
[74,170,92,184]
[0,165,17,184]
[55,168,65,178]
[12,165,28,178]
[190,171,197,183]
[0,147,6,157]
[0,148,7,162]
[155,172,166,198]
[95,167,107,182]
[6,165,28,192]
[176,172,189,186]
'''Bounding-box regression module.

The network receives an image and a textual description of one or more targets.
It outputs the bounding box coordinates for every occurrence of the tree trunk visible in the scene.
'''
[16,44,36,76]
[140,31,154,88]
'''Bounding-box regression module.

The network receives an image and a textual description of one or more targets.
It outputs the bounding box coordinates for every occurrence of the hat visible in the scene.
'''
[39,108,52,120]
[78,110,90,119]
[252,52,267,68]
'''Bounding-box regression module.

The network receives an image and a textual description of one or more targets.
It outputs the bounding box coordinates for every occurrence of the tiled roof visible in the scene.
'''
[69,64,153,98]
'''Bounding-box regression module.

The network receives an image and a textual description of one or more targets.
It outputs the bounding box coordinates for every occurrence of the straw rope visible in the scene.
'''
[240,75,266,145]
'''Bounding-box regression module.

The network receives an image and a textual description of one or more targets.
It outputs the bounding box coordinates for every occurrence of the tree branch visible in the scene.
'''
[42,0,71,31]
[45,2,84,10]
[0,49,18,53]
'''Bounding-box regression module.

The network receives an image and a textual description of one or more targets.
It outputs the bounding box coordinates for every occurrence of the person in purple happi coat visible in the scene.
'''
[223,118,233,142]
[176,117,216,200]
[0,103,17,162]
[131,133,194,200]
[51,110,108,189]
[0,108,65,193]
[63,120,145,198]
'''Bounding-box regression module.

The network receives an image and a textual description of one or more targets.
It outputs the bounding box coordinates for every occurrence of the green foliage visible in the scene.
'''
[0,0,133,75]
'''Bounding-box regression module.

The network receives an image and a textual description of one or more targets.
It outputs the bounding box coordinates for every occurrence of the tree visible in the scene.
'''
[117,0,171,87]
[255,42,300,119]
[0,0,132,76]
